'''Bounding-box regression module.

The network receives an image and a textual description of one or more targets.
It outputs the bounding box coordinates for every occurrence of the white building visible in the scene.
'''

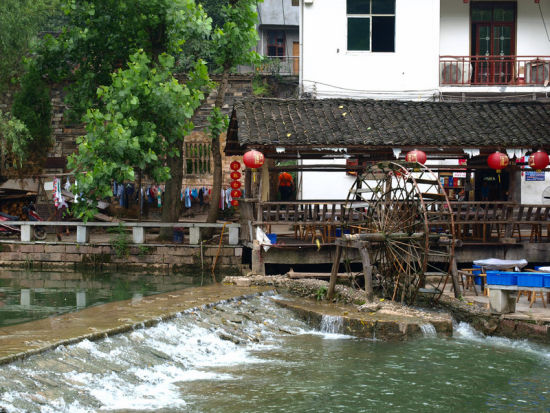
[299,0,550,100]
[296,0,550,203]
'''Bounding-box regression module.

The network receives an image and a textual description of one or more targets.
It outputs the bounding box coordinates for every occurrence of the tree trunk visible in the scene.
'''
[160,151,183,239]
[205,69,230,228]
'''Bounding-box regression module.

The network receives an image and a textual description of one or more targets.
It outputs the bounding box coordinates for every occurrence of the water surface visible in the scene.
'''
[1,295,549,412]
[0,270,203,327]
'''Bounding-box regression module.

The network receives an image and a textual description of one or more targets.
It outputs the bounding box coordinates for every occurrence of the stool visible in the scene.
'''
[530,224,542,242]
[517,290,531,303]
[530,290,547,308]
[512,223,522,241]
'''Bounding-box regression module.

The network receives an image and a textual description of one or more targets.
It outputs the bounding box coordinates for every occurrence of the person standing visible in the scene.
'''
[278,172,294,201]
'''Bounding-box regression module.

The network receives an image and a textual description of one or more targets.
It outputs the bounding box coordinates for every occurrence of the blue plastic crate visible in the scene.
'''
[544,276,550,288]
[517,274,544,288]
[486,272,517,286]
[472,266,482,285]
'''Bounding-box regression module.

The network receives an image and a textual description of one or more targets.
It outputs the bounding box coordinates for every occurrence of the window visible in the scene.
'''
[347,0,395,52]
[267,30,286,57]
[184,141,211,175]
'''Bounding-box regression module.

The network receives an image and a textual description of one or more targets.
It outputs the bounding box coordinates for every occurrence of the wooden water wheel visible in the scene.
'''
[341,161,455,305]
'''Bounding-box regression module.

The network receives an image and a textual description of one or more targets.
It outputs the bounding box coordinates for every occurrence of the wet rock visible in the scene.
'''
[218,332,240,345]
[358,302,382,312]
[150,349,172,361]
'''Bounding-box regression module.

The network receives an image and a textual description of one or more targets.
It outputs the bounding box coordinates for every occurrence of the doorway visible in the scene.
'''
[475,170,510,201]
[470,2,516,85]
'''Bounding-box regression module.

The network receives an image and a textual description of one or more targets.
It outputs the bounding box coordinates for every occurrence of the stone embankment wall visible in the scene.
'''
[0,242,243,275]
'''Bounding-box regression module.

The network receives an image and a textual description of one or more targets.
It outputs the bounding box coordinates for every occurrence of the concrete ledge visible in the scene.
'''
[0,285,273,366]
[273,297,452,341]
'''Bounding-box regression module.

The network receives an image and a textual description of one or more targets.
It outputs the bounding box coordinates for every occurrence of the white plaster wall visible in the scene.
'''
[517,1,550,55]
[439,0,469,56]
[521,171,550,204]
[440,0,550,56]
[300,159,356,200]
[302,0,440,98]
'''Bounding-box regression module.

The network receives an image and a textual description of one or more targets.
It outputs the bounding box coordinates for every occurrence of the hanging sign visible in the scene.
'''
[525,171,546,181]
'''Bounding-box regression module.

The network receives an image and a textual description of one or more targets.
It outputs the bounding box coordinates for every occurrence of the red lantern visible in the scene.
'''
[243,150,265,169]
[230,160,241,171]
[528,150,549,172]
[231,189,242,198]
[230,171,241,180]
[231,199,239,207]
[405,150,427,165]
[230,180,241,189]
[487,151,509,173]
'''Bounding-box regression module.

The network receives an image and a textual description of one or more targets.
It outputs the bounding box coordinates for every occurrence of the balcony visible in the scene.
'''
[440,56,550,86]
[238,56,299,76]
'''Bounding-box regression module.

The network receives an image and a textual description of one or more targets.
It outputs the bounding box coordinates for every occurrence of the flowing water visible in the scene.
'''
[1,294,550,412]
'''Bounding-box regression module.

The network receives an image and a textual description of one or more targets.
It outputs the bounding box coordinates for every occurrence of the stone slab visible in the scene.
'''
[0,285,273,365]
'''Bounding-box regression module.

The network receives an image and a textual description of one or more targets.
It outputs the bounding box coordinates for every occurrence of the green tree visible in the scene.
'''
[36,0,212,121]
[0,0,61,87]
[0,111,34,182]
[67,51,210,221]
[205,0,261,225]
[11,66,52,154]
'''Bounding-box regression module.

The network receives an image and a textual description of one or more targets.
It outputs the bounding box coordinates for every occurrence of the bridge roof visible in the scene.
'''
[225,98,550,158]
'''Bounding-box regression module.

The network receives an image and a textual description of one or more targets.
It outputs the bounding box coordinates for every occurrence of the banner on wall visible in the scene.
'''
[525,171,545,181]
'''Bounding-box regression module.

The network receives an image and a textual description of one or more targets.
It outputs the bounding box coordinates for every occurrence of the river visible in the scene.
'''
[1,294,549,412]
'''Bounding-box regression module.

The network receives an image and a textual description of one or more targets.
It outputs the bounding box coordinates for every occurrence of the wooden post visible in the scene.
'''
[450,256,462,298]
[245,169,252,199]
[327,244,343,300]
[359,241,374,302]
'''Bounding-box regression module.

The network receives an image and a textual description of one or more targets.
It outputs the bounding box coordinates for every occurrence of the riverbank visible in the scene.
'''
[224,275,453,340]
[224,274,550,343]
[0,240,243,274]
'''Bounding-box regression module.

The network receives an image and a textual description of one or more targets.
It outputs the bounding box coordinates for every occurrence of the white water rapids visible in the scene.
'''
[1,296,550,412]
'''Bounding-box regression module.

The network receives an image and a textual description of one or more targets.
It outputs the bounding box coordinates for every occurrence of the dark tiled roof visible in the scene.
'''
[228,98,550,149]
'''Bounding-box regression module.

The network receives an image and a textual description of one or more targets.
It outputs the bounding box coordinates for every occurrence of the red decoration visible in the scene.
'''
[230,160,241,171]
[231,199,239,207]
[243,150,265,169]
[487,151,509,172]
[405,150,427,165]
[230,180,241,189]
[231,189,242,198]
[230,171,241,180]
[528,150,549,172]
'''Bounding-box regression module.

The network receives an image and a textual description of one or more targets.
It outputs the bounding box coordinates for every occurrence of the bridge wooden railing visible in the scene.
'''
[249,200,550,243]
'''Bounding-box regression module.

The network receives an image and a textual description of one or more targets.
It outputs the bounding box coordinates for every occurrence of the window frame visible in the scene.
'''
[346,0,396,53]
[266,30,286,57]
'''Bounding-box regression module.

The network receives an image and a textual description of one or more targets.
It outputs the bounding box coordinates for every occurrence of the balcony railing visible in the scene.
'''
[237,56,299,76]
[439,55,550,86]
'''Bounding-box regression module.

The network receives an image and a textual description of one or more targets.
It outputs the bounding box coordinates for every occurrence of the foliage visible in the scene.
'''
[0,111,34,174]
[0,0,62,87]
[316,286,328,301]
[11,65,52,152]
[68,51,210,221]
[210,0,261,72]
[35,0,213,121]
[205,0,262,225]
[108,224,130,258]
[252,75,272,97]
